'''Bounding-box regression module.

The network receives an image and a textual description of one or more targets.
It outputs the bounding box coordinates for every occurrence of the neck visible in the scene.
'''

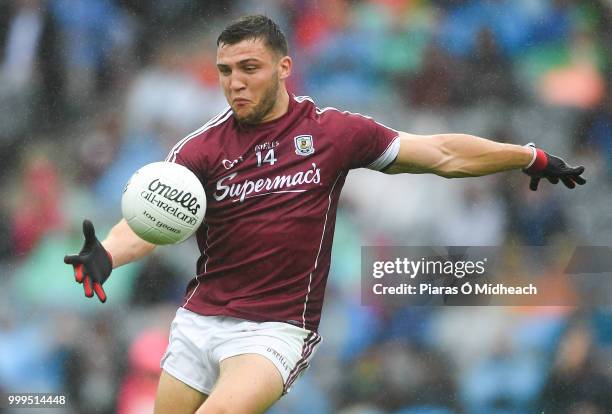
[261,88,289,123]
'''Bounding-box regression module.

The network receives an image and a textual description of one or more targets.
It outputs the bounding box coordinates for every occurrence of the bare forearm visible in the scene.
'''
[387,132,534,177]
[101,219,156,268]
[432,134,533,178]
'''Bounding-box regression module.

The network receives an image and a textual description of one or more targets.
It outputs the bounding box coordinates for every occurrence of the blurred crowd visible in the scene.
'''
[1,0,612,413]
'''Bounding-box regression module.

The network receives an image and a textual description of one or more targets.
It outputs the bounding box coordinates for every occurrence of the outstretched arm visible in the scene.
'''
[384,132,585,190]
[102,219,156,268]
[384,132,532,177]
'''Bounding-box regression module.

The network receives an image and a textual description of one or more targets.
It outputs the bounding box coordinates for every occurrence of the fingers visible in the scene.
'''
[570,165,585,175]
[564,166,586,187]
[559,165,586,188]
[83,276,94,298]
[79,273,107,302]
[64,255,82,265]
[567,166,586,186]
[69,259,108,302]
[529,176,540,191]
[93,282,107,303]
[539,175,585,190]
[561,176,576,189]
[573,174,586,185]
[82,220,97,244]
[560,174,586,189]
[75,264,84,283]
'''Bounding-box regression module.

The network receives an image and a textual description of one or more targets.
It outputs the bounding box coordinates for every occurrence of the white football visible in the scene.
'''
[121,162,206,245]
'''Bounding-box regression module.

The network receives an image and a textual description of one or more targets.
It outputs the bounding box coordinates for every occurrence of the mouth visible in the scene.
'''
[232,98,251,107]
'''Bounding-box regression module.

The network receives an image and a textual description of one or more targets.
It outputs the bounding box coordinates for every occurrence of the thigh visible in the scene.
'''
[195,353,283,414]
[161,307,218,394]
[155,370,208,414]
[211,320,321,396]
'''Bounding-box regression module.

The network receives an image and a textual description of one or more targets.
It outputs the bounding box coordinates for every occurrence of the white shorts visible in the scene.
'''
[160,307,322,395]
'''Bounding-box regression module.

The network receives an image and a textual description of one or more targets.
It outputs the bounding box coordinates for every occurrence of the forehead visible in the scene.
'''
[216,38,274,64]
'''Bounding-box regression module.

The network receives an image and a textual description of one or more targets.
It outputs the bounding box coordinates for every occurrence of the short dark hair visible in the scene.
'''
[217,15,288,56]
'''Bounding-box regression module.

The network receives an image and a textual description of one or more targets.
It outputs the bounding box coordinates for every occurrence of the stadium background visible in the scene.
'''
[1,0,612,413]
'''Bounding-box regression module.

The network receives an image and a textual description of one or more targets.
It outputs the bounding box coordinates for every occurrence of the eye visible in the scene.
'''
[218,67,231,76]
[244,66,257,73]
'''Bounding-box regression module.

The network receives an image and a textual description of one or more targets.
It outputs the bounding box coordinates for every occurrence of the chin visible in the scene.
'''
[233,114,253,125]
[231,108,245,118]
[232,111,250,123]
[233,110,261,125]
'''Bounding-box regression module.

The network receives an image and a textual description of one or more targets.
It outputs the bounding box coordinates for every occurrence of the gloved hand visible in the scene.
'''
[523,143,586,191]
[64,220,113,302]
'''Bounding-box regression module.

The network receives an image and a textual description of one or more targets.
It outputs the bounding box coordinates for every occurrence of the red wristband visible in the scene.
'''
[525,148,548,173]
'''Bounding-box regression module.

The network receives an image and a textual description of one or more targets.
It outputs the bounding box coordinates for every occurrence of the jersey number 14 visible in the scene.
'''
[256,149,277,167]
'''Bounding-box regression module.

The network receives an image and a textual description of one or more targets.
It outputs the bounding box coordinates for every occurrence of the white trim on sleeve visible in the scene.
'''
[366,135,400,171]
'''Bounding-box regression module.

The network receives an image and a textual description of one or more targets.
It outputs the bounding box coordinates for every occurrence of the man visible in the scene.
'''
[64,15,585,414]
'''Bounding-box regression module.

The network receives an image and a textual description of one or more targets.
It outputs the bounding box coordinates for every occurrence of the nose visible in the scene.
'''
[228,73,246,92]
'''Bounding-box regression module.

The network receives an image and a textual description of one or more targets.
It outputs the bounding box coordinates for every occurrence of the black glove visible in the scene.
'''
[523,143,586,191]
[64,220,113,303]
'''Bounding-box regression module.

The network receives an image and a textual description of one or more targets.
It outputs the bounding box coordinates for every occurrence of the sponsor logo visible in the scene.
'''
[255,140,279,152]
[294,135,314,156]
[266,347,290,372]
[145,179,201,215]
[139,191,199,225]
[222,156,244,170]
[213,163,321,203]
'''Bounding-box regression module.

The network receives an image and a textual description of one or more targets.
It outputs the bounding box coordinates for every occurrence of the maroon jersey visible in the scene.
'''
[165,95,399,331]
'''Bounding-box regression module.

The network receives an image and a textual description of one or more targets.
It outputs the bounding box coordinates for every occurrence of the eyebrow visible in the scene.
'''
[216,58,262,68]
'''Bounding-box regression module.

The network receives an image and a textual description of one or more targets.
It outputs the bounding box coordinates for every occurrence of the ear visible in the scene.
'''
[278,56,292,80]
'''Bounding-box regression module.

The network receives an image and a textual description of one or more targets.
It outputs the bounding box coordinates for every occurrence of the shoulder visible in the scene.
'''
[290,94,318,120]
[292,95,384,127]
[166,107,233,162]
[292,95,343,120]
